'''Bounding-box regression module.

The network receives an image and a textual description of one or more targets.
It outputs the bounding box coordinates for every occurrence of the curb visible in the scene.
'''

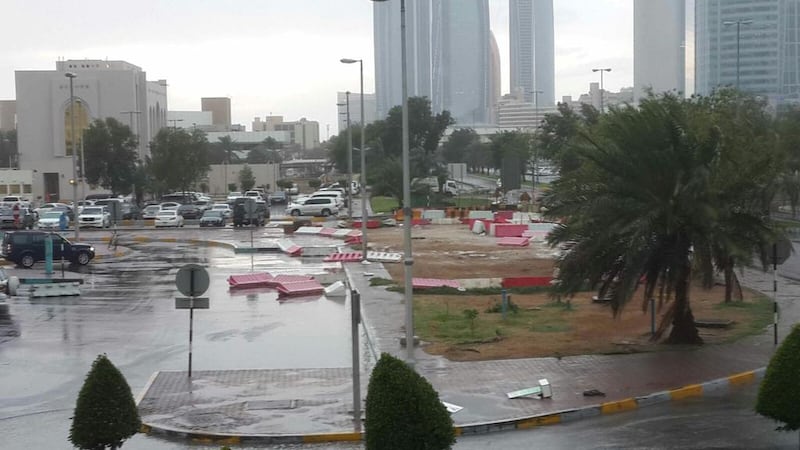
[138,368,766,444]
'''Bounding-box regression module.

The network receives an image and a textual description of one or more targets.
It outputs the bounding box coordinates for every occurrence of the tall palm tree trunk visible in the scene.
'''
[724,258,734,303]
[667,261,703,344]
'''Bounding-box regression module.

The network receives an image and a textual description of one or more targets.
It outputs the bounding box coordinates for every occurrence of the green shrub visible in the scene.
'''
[308,179,321,189]
[69,354,141,450]
[756,324,800,431]
[365,353,456,450]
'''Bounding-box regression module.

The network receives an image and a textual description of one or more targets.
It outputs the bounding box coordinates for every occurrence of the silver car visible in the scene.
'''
[286,197,339,217]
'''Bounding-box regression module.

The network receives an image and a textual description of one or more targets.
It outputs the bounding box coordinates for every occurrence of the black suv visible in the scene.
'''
[232,197,269,227]
[1,231,95,268]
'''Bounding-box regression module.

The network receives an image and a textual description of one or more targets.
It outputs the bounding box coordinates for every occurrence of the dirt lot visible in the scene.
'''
[365,224,771,361]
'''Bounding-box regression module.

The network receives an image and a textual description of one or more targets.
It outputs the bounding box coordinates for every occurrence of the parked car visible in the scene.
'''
[78,206,111,228]
[142,205,161,220]
[1,230,95,268]
[193,200,213,212]
[177,204,202,219]
[2,196,31,209]
[159,202,181,211]
[286,197,339,217]
[0,206,34,229]
[244,190,264,201]
[309,190,346,208]
[120,203,140,220]
[232,197,267,227]
[37,211,67,230]
[35,202,72,218]
[227,192,243,203]
[268,191,288,204]
[154,209,184,228]
[211,203,232,218]
[199,209,226,227]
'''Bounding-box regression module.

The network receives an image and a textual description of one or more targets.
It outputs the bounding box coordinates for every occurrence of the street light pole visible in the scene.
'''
[345,91,353,218]
[341,58,369,261]
[591,68,612,113]
[723,19,753,89]
[66,72,79,242]
[530,89,543,188]
[372,0,414,363]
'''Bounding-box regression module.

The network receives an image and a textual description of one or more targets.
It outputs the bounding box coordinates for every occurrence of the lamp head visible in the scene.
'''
[65,72,77,79]
[340,58,359,64]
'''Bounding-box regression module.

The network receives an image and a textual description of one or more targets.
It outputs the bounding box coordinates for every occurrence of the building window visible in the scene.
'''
[23,184,32,194]
[64,100,90,156]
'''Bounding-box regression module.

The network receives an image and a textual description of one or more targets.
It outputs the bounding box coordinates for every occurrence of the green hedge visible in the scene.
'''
[756,324,800,431]
[365,353,455,449]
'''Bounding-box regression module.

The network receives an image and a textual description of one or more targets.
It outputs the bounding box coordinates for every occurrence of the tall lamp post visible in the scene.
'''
[372,0,413,363]
[529,89,543,188]
[65,72,79,242]
[344,92,353,218]
[340,58,369,261]
[723,19,752,89]
[591,68,612,113]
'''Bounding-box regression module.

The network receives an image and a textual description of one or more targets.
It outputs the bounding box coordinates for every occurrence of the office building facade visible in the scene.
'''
[695,0,800,106]
[201,97,232,130]
[336,91,378,133]
[634,0,686,102]
[15,59,167,202]
[510,0,555,107]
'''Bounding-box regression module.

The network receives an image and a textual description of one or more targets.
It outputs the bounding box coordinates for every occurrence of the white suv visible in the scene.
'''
[286,197,339,217]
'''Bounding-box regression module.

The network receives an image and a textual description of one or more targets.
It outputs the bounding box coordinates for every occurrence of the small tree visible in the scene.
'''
[276,179,293,190]
[69,354,141,450]
[365,353,455,450]
[227,183,238,192]
[756,324,800,440]
[308,179,321,189]
[238,165,256,191]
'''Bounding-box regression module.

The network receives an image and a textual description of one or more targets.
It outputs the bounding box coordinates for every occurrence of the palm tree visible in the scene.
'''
[544,93,780,344]
[218,135,236,164]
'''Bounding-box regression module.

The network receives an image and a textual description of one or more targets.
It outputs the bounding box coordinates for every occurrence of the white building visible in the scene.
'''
[167,111,213,130]
[336,91,378,133]
[562,82,635,111]
[634,0,686,102]
[495,93,558,130]
[15,59,167,202]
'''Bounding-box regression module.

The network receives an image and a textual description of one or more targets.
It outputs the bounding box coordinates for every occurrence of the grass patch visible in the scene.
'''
[369,277,395,287]
[712,295,774,341]
[371,196,399,213]
[414,295,572,346]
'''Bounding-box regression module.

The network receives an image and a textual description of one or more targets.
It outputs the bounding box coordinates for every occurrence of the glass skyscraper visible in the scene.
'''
[373,0,492,125]
[510,0,555,107]
[695,0,800,106]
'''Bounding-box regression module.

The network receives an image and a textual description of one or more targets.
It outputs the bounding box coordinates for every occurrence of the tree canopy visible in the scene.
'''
[148,128,210,193]
[543,91,784,344]
[82,118,139,195]
[757,324,800,432]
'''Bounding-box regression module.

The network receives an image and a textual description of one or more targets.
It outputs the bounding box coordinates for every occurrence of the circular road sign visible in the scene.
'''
[175,264,210,297]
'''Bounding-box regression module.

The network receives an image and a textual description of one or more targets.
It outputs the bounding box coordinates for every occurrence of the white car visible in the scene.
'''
[37,211,66,230]
[35,202,71,217]
[227,192,243,203]
[159,202,181,211]
[78,206,111,228]
[211,203,232,218]
[286,197,339,217]
[154,210,184,228]
[141,205,161,220]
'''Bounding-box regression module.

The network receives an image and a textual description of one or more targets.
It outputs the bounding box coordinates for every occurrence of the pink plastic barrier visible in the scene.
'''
[352,220,382,229]
[269,274,314,287]
[412,278,461,289]
[228,273,274,288]
[276,280,325,297]
[502,276,553,288]
[284,245,302,256]
[319,228,338,237]
[346,235,363,245]
[494,210,514,221]
[323,252,364,262]
[497,237,530,247]
[494,224,529,238]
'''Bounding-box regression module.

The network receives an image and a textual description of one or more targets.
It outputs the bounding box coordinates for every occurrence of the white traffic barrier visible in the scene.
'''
[323,281,346,297]
[30,282,81,298]
[294,226,322,235]
[366,251,402,263]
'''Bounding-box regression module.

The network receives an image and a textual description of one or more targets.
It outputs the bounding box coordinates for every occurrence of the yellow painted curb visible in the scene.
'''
[191,435,241,445]
[303,432,362,443]
[134,236,150,243]
[669,384,703,400]
[600,398,638,414]
[728,371,756,386]
[517,414,562,429]
[161,237,177,243]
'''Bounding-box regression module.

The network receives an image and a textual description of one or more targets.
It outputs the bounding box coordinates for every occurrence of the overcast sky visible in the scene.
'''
[1,0,632,138]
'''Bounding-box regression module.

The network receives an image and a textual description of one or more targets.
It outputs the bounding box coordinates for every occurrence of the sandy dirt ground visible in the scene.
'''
[365,224,766,361]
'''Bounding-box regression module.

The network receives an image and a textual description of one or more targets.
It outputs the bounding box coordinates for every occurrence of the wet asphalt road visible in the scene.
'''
[0,234,353,449]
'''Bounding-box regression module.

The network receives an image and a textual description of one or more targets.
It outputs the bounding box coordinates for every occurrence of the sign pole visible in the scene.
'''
[773,243,778,345]
[189,305,194,377]
[351,289,361,431]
